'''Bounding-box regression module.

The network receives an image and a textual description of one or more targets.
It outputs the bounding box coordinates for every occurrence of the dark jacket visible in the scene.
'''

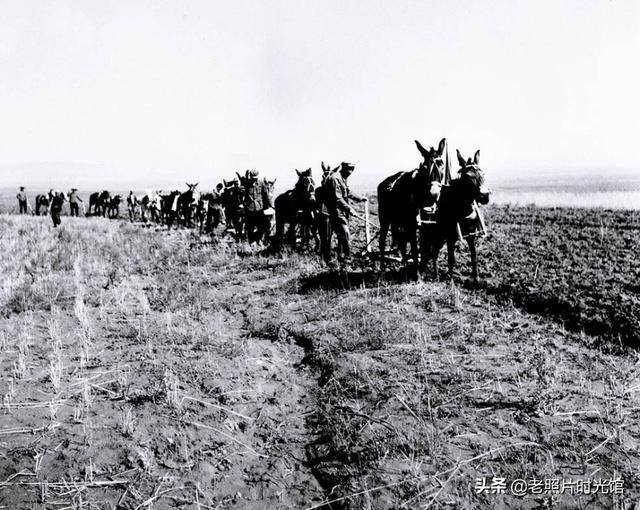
[51,195,64,212]
[243,179,270,212]
[323,172,363,218]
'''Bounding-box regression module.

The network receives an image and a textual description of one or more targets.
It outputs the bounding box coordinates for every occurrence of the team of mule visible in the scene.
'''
[15,138,490,280]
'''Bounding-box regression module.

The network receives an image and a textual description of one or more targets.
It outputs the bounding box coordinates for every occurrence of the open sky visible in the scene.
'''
[0,0,638,191]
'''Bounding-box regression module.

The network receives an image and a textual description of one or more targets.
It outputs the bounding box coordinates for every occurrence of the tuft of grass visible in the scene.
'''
[162,369,181,410]
[119,406,135,437]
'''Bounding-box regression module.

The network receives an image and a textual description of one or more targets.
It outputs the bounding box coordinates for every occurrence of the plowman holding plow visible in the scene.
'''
[319,162,368,270]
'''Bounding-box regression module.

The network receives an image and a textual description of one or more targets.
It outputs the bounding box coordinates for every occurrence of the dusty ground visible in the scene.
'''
[0,212,639,509]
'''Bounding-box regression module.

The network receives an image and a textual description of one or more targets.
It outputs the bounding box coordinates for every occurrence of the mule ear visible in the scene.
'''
[456,149,466,168]
[296,169,301,177]
[415,140,430,160]
[473,150,480,165]
[437,138,446,155]
[236,172,242,181]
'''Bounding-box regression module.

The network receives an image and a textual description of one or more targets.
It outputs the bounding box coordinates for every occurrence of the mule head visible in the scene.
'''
[294,168,316,204]
[320,162,338,184]
[415,138,447,202]
[456,149,490,204]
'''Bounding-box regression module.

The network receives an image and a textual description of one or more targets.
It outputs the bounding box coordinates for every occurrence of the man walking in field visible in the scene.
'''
[50,191,65,228]
[322,162,367,269]
[68,188,83,217]
[16,186,30,214]
[243,170,271,244]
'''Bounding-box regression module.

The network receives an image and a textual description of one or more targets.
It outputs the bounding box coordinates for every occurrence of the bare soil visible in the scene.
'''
[0,211,639,509]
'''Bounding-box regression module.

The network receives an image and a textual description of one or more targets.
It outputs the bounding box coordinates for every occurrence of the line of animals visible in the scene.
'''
[17,138,491,279]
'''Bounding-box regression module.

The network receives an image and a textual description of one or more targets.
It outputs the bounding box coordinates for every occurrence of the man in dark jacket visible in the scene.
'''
[322,162,367,268]
[50,191,65,227]
[243,170,271,244]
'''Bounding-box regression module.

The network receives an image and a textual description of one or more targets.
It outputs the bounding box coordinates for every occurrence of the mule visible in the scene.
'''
[35,191,53,216]
[176,183,199,228]
[377,138,447,275]
[160,190,181,229]
[274,169,317,250]
[87,191,111,216]
[428,149,490,282]
[108,195,122,219]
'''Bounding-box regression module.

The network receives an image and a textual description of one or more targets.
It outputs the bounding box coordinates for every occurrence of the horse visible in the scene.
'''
[274,168,317,250]
[377,138,447,275]
[427,149,490,283]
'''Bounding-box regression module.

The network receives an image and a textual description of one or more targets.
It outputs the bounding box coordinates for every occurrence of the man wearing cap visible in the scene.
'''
[68,189,83,217]
[322,162,367,268]
[243,170,271,244]
[16,187,29,214]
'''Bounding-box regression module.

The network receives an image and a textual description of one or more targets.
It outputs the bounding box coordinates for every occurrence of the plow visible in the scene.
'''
[352,195,488,265]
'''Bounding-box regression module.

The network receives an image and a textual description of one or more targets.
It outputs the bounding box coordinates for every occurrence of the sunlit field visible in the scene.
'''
[0,202,639,508]
[493,189,640,210]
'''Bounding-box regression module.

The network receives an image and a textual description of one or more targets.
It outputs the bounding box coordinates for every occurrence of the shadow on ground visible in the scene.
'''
[297,268,419,293]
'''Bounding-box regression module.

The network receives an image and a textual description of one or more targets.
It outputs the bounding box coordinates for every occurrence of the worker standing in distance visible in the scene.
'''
[16,187,30,214]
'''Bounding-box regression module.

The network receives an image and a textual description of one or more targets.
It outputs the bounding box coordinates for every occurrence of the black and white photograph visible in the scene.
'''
[0,1,638,508]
